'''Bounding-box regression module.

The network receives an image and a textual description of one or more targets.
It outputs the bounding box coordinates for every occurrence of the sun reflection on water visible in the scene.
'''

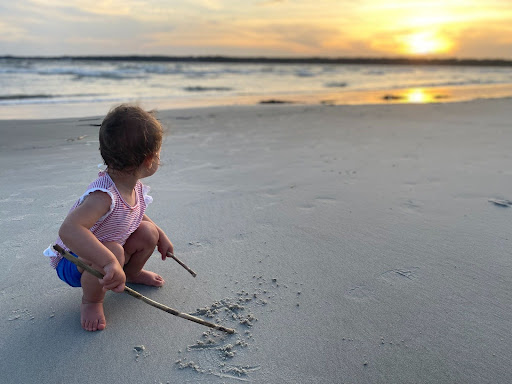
[406,88,429,103]
[405,88,450,103]
[382,88,451,104]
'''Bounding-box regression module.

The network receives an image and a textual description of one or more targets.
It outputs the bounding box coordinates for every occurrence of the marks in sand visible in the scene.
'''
[344,284,377,302]
[345,267,420,302]
[7,307,36,322]
[488,198,512,208]
[133,345,151,360]
[298,196,338,213]
[174,275,300,381]
[315,196,337,204]
[379,267,420,283]
[399,199,423,214]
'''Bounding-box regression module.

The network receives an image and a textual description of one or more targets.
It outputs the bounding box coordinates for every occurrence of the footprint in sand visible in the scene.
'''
[315,196,337,204]
[344,285,376,301]
[400,199,423,213]
[298,197,336,212]
[0,195,35,204]
[379,267,420,283]
[488,198,512,207]
[297,203,315,211]
[233,233,252,243]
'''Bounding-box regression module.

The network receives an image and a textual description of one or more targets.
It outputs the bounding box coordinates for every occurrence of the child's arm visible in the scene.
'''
[59,191,126,292]
[142,214,174,260]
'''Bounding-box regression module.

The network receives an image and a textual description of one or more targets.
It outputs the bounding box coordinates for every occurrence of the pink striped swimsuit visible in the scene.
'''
[46,171,152,268]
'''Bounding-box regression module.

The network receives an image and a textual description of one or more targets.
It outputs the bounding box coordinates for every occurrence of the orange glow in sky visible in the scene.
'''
[402,32,454,55]
[0,1,511,58]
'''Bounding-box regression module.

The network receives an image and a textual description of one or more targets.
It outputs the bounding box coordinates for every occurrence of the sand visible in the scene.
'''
[1,98,512,383]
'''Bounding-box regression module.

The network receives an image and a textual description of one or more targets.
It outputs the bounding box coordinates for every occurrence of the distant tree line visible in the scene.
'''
[2,55,512,66]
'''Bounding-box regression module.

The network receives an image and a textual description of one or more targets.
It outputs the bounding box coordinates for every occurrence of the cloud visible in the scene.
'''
[0,21,29,42]
[144,18,346,56]
[0,0,511,57]
[451,26,512,58]
[24,0,177,22]
[258,0,287,5]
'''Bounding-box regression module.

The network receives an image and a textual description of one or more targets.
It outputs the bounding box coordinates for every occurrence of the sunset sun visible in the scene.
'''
[403,32,453,55]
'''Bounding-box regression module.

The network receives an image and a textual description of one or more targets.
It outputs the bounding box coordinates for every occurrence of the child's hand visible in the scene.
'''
[157,232,174,261]
[100,261,126,293]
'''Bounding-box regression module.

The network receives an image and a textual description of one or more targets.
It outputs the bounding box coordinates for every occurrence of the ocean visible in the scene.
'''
[1,57,511,119]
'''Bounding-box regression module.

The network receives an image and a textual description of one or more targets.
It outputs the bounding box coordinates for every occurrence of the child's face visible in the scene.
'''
[141,150,161,178]
[150,151,161,174]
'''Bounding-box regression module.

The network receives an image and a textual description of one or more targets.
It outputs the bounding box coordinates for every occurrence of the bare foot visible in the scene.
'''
[126,270,165,287]
[81,299,106,332]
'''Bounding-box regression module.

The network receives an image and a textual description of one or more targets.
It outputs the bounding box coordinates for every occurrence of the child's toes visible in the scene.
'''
[127,270,165,287]
[81,301,106,332]
[154,274,165,286]
[82,319,93,331]
[97,319,106,330]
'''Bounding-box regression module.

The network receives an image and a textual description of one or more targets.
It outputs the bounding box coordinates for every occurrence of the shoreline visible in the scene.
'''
[1,82,512,121]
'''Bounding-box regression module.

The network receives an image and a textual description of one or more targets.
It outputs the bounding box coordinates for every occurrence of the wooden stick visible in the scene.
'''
[167,251,197,277]
[53,245,235,334]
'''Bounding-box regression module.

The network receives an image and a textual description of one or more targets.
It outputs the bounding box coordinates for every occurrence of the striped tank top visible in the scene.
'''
[47,171,153,268]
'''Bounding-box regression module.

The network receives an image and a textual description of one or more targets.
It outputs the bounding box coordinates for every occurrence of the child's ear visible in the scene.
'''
[143,154,155,168]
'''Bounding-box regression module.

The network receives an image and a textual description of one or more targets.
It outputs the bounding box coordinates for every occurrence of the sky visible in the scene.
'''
[1,0,512,59]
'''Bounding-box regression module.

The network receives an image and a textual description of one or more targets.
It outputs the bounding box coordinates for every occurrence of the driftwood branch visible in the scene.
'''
[52,244,235,334]
[167,251,197,277]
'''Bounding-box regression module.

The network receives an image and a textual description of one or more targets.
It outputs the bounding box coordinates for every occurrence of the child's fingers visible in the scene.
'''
[99,271,120,291]
[162,249,172,260]
[115,284,125,292]
[99,271,113,286]
[101,280,125,292]
[110,283,125,293]
[99,278,113,291]
[161,245,174,261]
[100,262,126,291]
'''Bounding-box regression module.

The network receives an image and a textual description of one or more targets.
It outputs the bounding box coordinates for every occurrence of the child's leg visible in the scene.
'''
[123,221,164,286]
[80,241,125,332]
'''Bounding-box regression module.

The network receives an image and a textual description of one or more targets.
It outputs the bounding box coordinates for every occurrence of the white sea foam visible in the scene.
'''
[0,58,511,117]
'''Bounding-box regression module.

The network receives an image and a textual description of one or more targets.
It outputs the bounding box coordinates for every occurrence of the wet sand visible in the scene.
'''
[1,82,511,120]
[1,99,512,383]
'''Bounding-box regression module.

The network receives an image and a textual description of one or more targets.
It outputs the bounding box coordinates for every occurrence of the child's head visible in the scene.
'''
[99,104,163,173]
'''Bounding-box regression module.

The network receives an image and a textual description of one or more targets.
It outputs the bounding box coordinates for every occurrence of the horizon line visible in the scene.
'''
[2,55,512,66]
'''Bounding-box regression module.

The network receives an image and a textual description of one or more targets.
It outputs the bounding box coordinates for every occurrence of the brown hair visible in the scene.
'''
[99,104,163,172]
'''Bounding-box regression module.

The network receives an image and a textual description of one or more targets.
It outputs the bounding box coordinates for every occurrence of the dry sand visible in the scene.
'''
[1,99,512,383]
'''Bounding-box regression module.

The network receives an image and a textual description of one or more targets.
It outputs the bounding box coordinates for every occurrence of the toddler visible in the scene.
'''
[44,104,173,331]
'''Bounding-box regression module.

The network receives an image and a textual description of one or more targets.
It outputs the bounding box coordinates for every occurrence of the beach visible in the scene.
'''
[1,98,512,383]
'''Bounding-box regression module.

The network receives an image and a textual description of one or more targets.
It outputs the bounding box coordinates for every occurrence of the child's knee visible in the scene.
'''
[138,221,159,246]
[103,242,125,265]
[127,221,159,249]
[123,222,159,258]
